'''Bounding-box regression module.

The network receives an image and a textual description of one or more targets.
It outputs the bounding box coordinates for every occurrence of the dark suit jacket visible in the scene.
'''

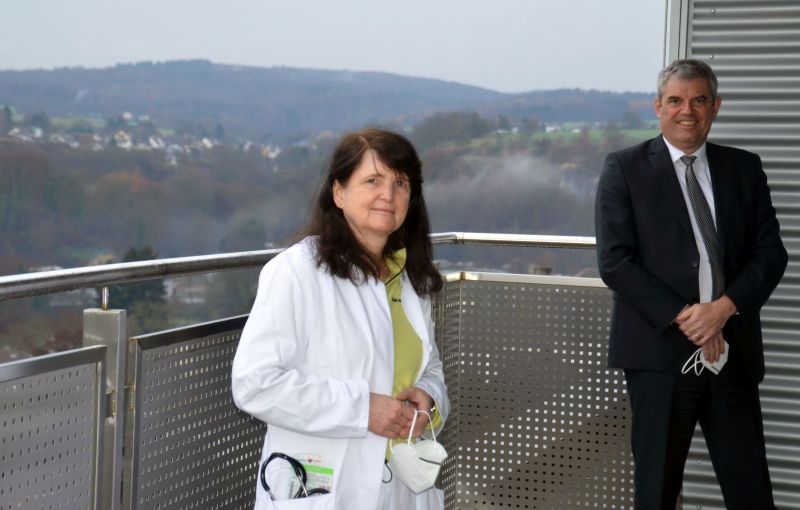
[595,135,787,383]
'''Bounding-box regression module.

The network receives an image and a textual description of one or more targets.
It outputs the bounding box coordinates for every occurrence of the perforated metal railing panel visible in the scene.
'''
[435,278,462,509]
[0,347,105,510]
[126,317,265,510]
[435,273,633,509]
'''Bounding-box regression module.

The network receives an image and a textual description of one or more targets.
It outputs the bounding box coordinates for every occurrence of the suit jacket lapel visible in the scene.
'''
[649,135,694,240]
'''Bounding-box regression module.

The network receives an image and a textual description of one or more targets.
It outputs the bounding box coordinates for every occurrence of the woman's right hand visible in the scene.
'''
[368,393,415,439]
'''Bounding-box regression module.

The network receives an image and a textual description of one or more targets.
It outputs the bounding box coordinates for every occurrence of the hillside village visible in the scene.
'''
[2,105,644,169]
[3,109,284,166]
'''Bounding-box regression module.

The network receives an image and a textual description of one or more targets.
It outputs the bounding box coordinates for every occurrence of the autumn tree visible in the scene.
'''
[519,114,540,135]
[27,111,52,133]
[618,110,645,130]
[0,105,12,134]
[411,111,492,151]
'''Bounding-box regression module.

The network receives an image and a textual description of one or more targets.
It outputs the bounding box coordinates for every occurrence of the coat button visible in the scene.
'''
[691,261,699,267]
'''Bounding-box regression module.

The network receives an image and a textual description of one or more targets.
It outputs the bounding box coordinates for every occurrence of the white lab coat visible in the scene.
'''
[232,237,450,510]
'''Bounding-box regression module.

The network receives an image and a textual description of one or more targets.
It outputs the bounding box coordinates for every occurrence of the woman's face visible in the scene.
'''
[332,150,411,255]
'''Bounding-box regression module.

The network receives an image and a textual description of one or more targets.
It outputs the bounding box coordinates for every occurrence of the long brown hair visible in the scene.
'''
[303,128,442,295]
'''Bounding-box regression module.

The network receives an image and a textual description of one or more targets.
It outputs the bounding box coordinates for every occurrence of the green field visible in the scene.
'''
[533,128,659,142]
[51,116,105,129]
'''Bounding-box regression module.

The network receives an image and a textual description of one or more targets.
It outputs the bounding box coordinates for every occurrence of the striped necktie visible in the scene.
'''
[681,155,724,299]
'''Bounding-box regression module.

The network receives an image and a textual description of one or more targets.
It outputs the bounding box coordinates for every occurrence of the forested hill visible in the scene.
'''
[0,60,655,138]
[0,60,501,138]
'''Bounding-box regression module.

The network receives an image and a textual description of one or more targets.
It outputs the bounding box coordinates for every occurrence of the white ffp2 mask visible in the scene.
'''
[681,339,729,376]
[387,409,448,494]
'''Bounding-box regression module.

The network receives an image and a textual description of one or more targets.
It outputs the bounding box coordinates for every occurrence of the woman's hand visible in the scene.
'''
[396,387,434,438]
[368,393,415,439]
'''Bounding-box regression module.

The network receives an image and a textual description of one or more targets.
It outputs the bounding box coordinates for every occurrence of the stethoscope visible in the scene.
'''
[260,452,330,501]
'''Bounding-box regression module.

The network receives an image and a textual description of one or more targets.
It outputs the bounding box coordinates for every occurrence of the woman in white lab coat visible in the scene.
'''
[232,128,450,510]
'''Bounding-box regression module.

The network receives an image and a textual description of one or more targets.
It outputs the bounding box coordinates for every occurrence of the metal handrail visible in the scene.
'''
[0,249,283,301]
[430,232,596,248]
[0,233,596,301]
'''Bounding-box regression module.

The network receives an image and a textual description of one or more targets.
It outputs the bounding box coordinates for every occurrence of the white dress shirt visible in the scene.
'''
[663,137,717,304]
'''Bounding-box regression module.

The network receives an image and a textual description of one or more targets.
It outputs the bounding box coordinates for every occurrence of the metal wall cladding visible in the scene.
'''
[0,350,104,510]
[435,275,632,509]
[677,1,800,508]
[127,326,265,510]
[691,0,800,249]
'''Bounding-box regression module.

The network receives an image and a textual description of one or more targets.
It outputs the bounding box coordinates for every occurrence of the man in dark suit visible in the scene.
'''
[595,59,787,509]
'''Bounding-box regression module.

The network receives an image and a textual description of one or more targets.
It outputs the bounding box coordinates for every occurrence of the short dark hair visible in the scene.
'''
[304,128,442,296]
[657,59,719,100]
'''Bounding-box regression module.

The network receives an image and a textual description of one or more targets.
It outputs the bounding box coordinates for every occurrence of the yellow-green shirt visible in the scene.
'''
[385,249,423,399]
[384,249,441,455]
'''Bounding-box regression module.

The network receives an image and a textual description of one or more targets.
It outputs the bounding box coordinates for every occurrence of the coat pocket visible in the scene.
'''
[256,428,342,509]
[258,493,335,510]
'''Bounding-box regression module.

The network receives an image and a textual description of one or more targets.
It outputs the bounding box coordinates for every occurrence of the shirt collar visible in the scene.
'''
[662,136,708,165]
[383,248,407,283]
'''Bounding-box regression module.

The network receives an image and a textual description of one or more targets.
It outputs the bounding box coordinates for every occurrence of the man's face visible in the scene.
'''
[655,77,721,154]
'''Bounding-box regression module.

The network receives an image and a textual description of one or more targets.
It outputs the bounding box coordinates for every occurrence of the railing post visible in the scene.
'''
[83,307,127,510]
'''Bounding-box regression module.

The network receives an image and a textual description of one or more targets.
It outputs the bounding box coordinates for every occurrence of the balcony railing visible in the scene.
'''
[1,233,798,510]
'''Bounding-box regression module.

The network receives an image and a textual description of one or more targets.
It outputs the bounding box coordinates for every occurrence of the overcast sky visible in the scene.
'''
[2,0,667,94]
